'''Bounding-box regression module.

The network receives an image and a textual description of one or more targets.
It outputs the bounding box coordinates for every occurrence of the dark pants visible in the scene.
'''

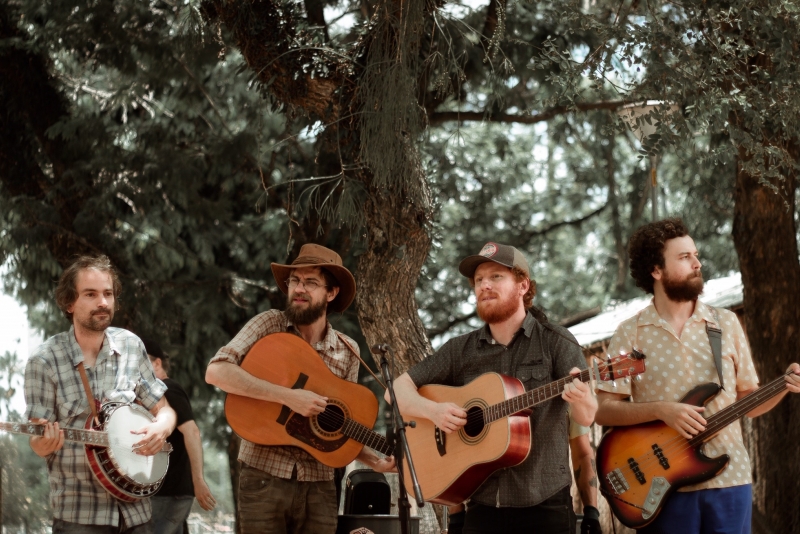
[238,464,338,534]
[463,487,576,534]
[638,485,752,534]
[53,519,153,534]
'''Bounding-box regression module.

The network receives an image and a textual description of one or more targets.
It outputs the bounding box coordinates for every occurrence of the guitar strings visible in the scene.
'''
[605,373,790,484]
[308,356,640,449]
[464,356,640,427]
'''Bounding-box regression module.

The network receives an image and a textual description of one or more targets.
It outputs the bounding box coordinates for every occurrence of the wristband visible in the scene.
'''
[583,505,600,521]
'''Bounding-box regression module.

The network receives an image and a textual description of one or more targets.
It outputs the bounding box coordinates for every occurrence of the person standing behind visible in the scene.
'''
[143,337,216,534]
[390,242,597,534]
[595,218,800,534]
[206,243,394,534]
[24,255,176,534]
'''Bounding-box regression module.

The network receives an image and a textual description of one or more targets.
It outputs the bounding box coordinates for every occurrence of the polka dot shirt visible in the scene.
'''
[598,301,759,491]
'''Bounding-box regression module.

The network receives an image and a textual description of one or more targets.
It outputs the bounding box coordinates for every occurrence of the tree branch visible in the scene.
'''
[517,203,609,242]
[427,311,478,338]
[429,100,634,125]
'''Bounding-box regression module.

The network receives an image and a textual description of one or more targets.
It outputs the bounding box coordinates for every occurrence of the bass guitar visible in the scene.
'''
[224,333,393,467]
[597,372,794,529]
[1,402,172,502]
[400,351,647,505]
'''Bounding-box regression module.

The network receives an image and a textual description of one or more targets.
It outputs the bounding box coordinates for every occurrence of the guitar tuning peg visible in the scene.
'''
[611,380,617,388]
[623,377,630,384]
[635,375,643,382]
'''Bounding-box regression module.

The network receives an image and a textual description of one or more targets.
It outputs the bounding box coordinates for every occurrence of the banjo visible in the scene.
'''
[1,402,172,502]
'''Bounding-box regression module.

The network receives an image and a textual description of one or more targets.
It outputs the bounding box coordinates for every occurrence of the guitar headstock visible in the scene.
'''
[596,349,647,382]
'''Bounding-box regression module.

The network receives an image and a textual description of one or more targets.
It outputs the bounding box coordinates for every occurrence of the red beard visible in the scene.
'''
[476,291,522,324]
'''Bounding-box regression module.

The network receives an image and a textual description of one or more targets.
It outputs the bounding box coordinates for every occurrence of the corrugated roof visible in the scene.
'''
[568,273,743,347]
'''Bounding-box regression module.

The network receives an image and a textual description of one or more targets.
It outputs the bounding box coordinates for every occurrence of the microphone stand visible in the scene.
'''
[373,344,424,534]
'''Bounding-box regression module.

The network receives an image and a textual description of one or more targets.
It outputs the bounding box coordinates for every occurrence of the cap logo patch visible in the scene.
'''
[479,243,498,258]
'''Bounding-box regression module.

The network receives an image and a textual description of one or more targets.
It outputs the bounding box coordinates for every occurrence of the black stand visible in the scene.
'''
[373,344,424,534]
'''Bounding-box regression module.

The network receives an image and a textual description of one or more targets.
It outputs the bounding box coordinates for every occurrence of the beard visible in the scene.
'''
[476,290,522,324]
[77,308,113,332]
[285,292,328,325]
[662,269,704,302]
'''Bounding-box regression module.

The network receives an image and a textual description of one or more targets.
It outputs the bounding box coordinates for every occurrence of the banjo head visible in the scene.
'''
[103,403,170,485]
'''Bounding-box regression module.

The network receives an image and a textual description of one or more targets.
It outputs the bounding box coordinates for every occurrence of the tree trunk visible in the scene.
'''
[356,192,434,376]
[732,150,800,533]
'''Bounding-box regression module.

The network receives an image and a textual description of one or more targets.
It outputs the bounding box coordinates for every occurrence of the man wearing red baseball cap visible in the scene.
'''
[391,242,597,533]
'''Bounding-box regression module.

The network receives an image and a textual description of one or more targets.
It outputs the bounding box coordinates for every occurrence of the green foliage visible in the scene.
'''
[0,434,51,531]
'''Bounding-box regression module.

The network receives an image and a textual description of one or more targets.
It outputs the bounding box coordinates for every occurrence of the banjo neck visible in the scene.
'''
[0,420,110,446]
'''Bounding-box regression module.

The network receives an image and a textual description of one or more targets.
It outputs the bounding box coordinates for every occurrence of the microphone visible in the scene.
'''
[371,344,391,354]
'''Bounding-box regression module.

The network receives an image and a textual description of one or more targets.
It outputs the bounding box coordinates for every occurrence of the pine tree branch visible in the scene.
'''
[429,100,634,125]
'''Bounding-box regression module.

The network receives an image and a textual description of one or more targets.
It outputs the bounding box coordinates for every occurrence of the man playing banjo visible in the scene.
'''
[24,255,177,534]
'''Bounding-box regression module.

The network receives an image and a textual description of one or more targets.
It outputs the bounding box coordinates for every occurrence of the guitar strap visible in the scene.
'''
[335,332,387,390]
[76,362,100,426]
[705,306,725,391]
[637,306,725,390]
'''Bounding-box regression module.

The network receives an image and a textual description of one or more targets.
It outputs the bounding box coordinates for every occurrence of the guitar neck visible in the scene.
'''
[341,419,394,456]
[691,372,791,445]
[484,368,595,423]
[0,421,109,447]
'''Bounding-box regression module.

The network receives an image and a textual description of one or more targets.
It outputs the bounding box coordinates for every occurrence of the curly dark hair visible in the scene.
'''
[628,218,689,294]
[55,255,122,320]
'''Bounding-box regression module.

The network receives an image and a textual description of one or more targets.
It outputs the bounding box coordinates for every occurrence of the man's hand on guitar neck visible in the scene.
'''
[562,368,598,427]
[29,419,65,458]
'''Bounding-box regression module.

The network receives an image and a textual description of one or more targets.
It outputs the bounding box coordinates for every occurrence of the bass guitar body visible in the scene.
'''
[597,383,729,529]
[225,333,379,468]
[402,373,531,505]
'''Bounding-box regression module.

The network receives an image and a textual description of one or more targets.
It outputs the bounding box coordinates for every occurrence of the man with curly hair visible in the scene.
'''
[595,218,800,534]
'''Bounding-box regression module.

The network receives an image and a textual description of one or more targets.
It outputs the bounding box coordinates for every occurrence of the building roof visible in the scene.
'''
[568,273,743,348]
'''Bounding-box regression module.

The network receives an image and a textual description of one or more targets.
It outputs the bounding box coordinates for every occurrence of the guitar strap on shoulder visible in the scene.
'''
[335,332,387,390]
[705,306,725,391]
[76,362,101,425]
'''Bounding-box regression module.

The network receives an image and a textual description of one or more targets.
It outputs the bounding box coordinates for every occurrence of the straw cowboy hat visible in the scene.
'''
[271,244,356,313]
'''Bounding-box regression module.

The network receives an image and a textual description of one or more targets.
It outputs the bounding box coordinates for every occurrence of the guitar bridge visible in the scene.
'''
[607,468,630,495]
[435,426,447,456]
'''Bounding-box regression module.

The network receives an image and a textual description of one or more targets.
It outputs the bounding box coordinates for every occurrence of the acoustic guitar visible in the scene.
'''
[224,333,393,467]
[597,371,794,529]
[400,351,647,505]
[1,402,172,502]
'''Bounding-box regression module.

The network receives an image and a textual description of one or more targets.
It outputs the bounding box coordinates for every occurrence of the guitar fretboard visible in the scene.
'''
[690,371,791,445]
[485,365,607,423]
[341,419,393,456]
[0,421,109,446]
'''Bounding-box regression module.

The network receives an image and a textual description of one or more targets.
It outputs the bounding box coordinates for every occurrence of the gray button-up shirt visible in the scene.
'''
[24,326,166,527]
[407,312,586,507]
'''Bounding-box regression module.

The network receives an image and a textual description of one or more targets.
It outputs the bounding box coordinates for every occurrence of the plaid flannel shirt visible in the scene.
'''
[24,326,166,527]
[210,309,360,481]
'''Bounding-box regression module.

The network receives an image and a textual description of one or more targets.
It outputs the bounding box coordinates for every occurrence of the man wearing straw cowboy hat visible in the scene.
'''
[206,244,394,534]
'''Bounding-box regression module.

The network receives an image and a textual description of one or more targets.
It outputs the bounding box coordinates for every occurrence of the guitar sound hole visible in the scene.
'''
[317,404,345,433]
[463,406,485,438]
